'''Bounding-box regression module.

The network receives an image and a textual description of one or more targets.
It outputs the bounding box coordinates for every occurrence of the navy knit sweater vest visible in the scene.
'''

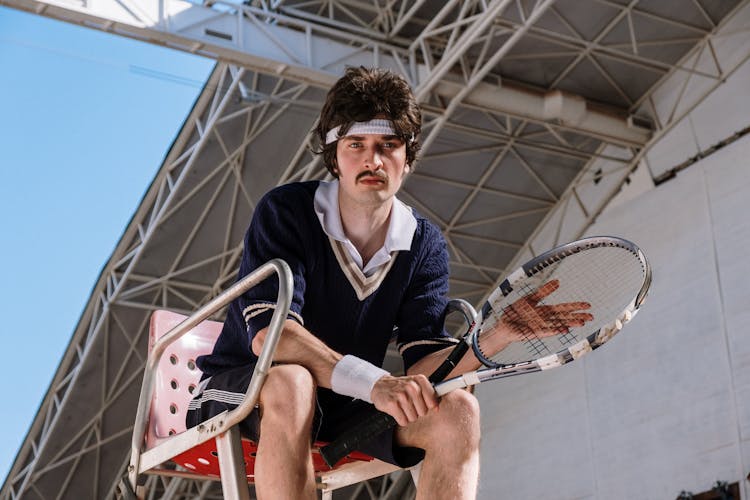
[197,181,455,381]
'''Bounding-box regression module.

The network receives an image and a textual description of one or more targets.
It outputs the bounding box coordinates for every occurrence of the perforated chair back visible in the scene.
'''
[141,309,374,482]
[145,310,222,449]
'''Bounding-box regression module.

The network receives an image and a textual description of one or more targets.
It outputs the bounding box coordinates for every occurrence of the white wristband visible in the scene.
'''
[331,355,389,403]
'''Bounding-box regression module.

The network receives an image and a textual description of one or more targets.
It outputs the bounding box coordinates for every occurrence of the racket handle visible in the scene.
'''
[428,341,469,384]
[319,410,397,467]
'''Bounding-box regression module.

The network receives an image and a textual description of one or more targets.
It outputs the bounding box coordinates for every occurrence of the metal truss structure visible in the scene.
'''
[2,0,749,498]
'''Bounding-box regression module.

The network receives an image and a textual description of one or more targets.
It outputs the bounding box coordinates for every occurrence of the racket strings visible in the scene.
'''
[558,330,579,346]
[476,246,647,366]
[512,281,565,357]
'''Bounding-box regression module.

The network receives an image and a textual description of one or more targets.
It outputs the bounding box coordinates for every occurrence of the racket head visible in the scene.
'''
[472,236,651,369]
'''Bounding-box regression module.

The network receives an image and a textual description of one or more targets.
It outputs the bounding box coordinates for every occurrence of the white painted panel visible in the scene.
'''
[644,118,700,179]
[477,363,595,500]
[703,139,750,463]
[649,48,697,126]
[558,193,588,245]
[673,71,720,126]
[604,159,654,212]
[477,137,750,498]
[711,3,750,71]
[742,442,750,499]
[528,203,566,257]
[642,26,749,179]
[690,57,750,150]
[575,145,633,218]
[585,167,741,499]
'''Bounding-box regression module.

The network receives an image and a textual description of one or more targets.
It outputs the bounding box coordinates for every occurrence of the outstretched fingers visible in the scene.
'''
[524,279,560,303]
[538,303,593,323]
[546,301,592,313]
[532,302,593,333]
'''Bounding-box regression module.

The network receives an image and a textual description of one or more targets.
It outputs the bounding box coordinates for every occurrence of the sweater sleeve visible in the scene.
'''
[238,186,309,337]
[195,185,311,377]
[395,223,458,371]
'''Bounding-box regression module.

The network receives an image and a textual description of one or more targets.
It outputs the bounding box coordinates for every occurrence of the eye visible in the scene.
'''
[347,141,363,149]
[382,139,405,150]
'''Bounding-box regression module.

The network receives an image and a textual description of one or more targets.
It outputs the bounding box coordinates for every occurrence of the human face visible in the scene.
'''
[335,134,410,207]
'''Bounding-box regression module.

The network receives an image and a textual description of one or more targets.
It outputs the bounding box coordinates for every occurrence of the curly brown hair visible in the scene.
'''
[314,66,422,177]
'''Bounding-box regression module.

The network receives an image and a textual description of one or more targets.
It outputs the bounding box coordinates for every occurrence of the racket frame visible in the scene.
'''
[458,236,651,389]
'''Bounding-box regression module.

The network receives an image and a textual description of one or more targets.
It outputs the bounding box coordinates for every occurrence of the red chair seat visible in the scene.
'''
[173,438,374,479]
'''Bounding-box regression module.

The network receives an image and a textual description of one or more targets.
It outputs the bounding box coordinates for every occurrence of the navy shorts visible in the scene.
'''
[186,363,425,468]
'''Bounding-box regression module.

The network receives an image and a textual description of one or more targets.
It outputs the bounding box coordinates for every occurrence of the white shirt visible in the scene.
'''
[314,180,417,276]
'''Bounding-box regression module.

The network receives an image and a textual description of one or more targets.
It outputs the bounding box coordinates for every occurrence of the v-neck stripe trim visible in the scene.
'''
[329,237,398,301]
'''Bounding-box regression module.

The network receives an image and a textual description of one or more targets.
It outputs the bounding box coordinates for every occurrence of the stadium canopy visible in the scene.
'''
[2,0,748,498]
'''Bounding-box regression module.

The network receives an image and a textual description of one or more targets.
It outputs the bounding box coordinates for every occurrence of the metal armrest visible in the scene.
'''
[127,258,293,491]
[446,298,478,333]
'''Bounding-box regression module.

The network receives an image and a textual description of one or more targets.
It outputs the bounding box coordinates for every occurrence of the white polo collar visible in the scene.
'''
[314,180,417,276]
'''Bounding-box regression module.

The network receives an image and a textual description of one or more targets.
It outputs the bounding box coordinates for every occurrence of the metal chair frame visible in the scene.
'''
[124,259,403,499]
[124,257,478,499]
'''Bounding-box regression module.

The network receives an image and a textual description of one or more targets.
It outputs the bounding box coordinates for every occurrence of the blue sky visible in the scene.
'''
[0,7,214,482]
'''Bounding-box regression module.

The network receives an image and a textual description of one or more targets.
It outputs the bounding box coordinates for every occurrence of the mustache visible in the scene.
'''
[356,169,388,182]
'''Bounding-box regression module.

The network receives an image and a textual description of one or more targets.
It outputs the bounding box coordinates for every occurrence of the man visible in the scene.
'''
[187,66,590,499]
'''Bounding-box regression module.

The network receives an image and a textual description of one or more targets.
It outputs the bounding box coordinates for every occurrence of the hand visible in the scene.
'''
[482,280,594,352]
[370,374,438,427]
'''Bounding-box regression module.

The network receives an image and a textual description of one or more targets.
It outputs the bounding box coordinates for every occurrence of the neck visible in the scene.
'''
[338,194,393,265]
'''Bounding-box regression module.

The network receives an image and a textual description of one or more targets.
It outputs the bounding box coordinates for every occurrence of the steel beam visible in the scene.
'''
[1,0,650,147]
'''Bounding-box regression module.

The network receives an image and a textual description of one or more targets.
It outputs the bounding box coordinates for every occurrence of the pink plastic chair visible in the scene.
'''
[147,309,375,477]
[124,259,400,500]
[145,309,219,450]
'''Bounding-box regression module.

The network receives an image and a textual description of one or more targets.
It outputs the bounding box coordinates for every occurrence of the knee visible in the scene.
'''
[442,390,480,423]
[432,390,481,447]
[260,365,316,421]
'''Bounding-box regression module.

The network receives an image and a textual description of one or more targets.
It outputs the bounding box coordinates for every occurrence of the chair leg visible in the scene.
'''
[216,425,251,500]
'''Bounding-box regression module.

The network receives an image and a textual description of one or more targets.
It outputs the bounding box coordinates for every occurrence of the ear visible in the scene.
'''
[404,163,411,173]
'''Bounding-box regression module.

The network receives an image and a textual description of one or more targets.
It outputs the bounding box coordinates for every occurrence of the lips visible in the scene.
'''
[356,170,388,184]
[358,176,386,184]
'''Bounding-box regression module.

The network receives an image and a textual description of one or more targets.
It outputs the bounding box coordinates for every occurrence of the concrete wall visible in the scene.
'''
[476,59,750,500]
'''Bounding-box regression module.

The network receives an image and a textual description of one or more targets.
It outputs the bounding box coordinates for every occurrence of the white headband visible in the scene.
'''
[325,119,397,144]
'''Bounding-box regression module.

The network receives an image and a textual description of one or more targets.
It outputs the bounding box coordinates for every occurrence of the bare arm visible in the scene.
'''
[252,319,438,427]
[406,342,483,379]
[252,319,341,388]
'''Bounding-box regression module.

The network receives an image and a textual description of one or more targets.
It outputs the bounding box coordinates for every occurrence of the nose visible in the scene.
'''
[364,146,384,170]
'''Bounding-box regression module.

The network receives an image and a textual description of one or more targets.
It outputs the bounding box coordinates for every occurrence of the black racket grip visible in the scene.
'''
[428,341,469,384]
[320,410,397,467]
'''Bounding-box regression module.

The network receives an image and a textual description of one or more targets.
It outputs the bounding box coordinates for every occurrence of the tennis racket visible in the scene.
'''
[320,236,651,467]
